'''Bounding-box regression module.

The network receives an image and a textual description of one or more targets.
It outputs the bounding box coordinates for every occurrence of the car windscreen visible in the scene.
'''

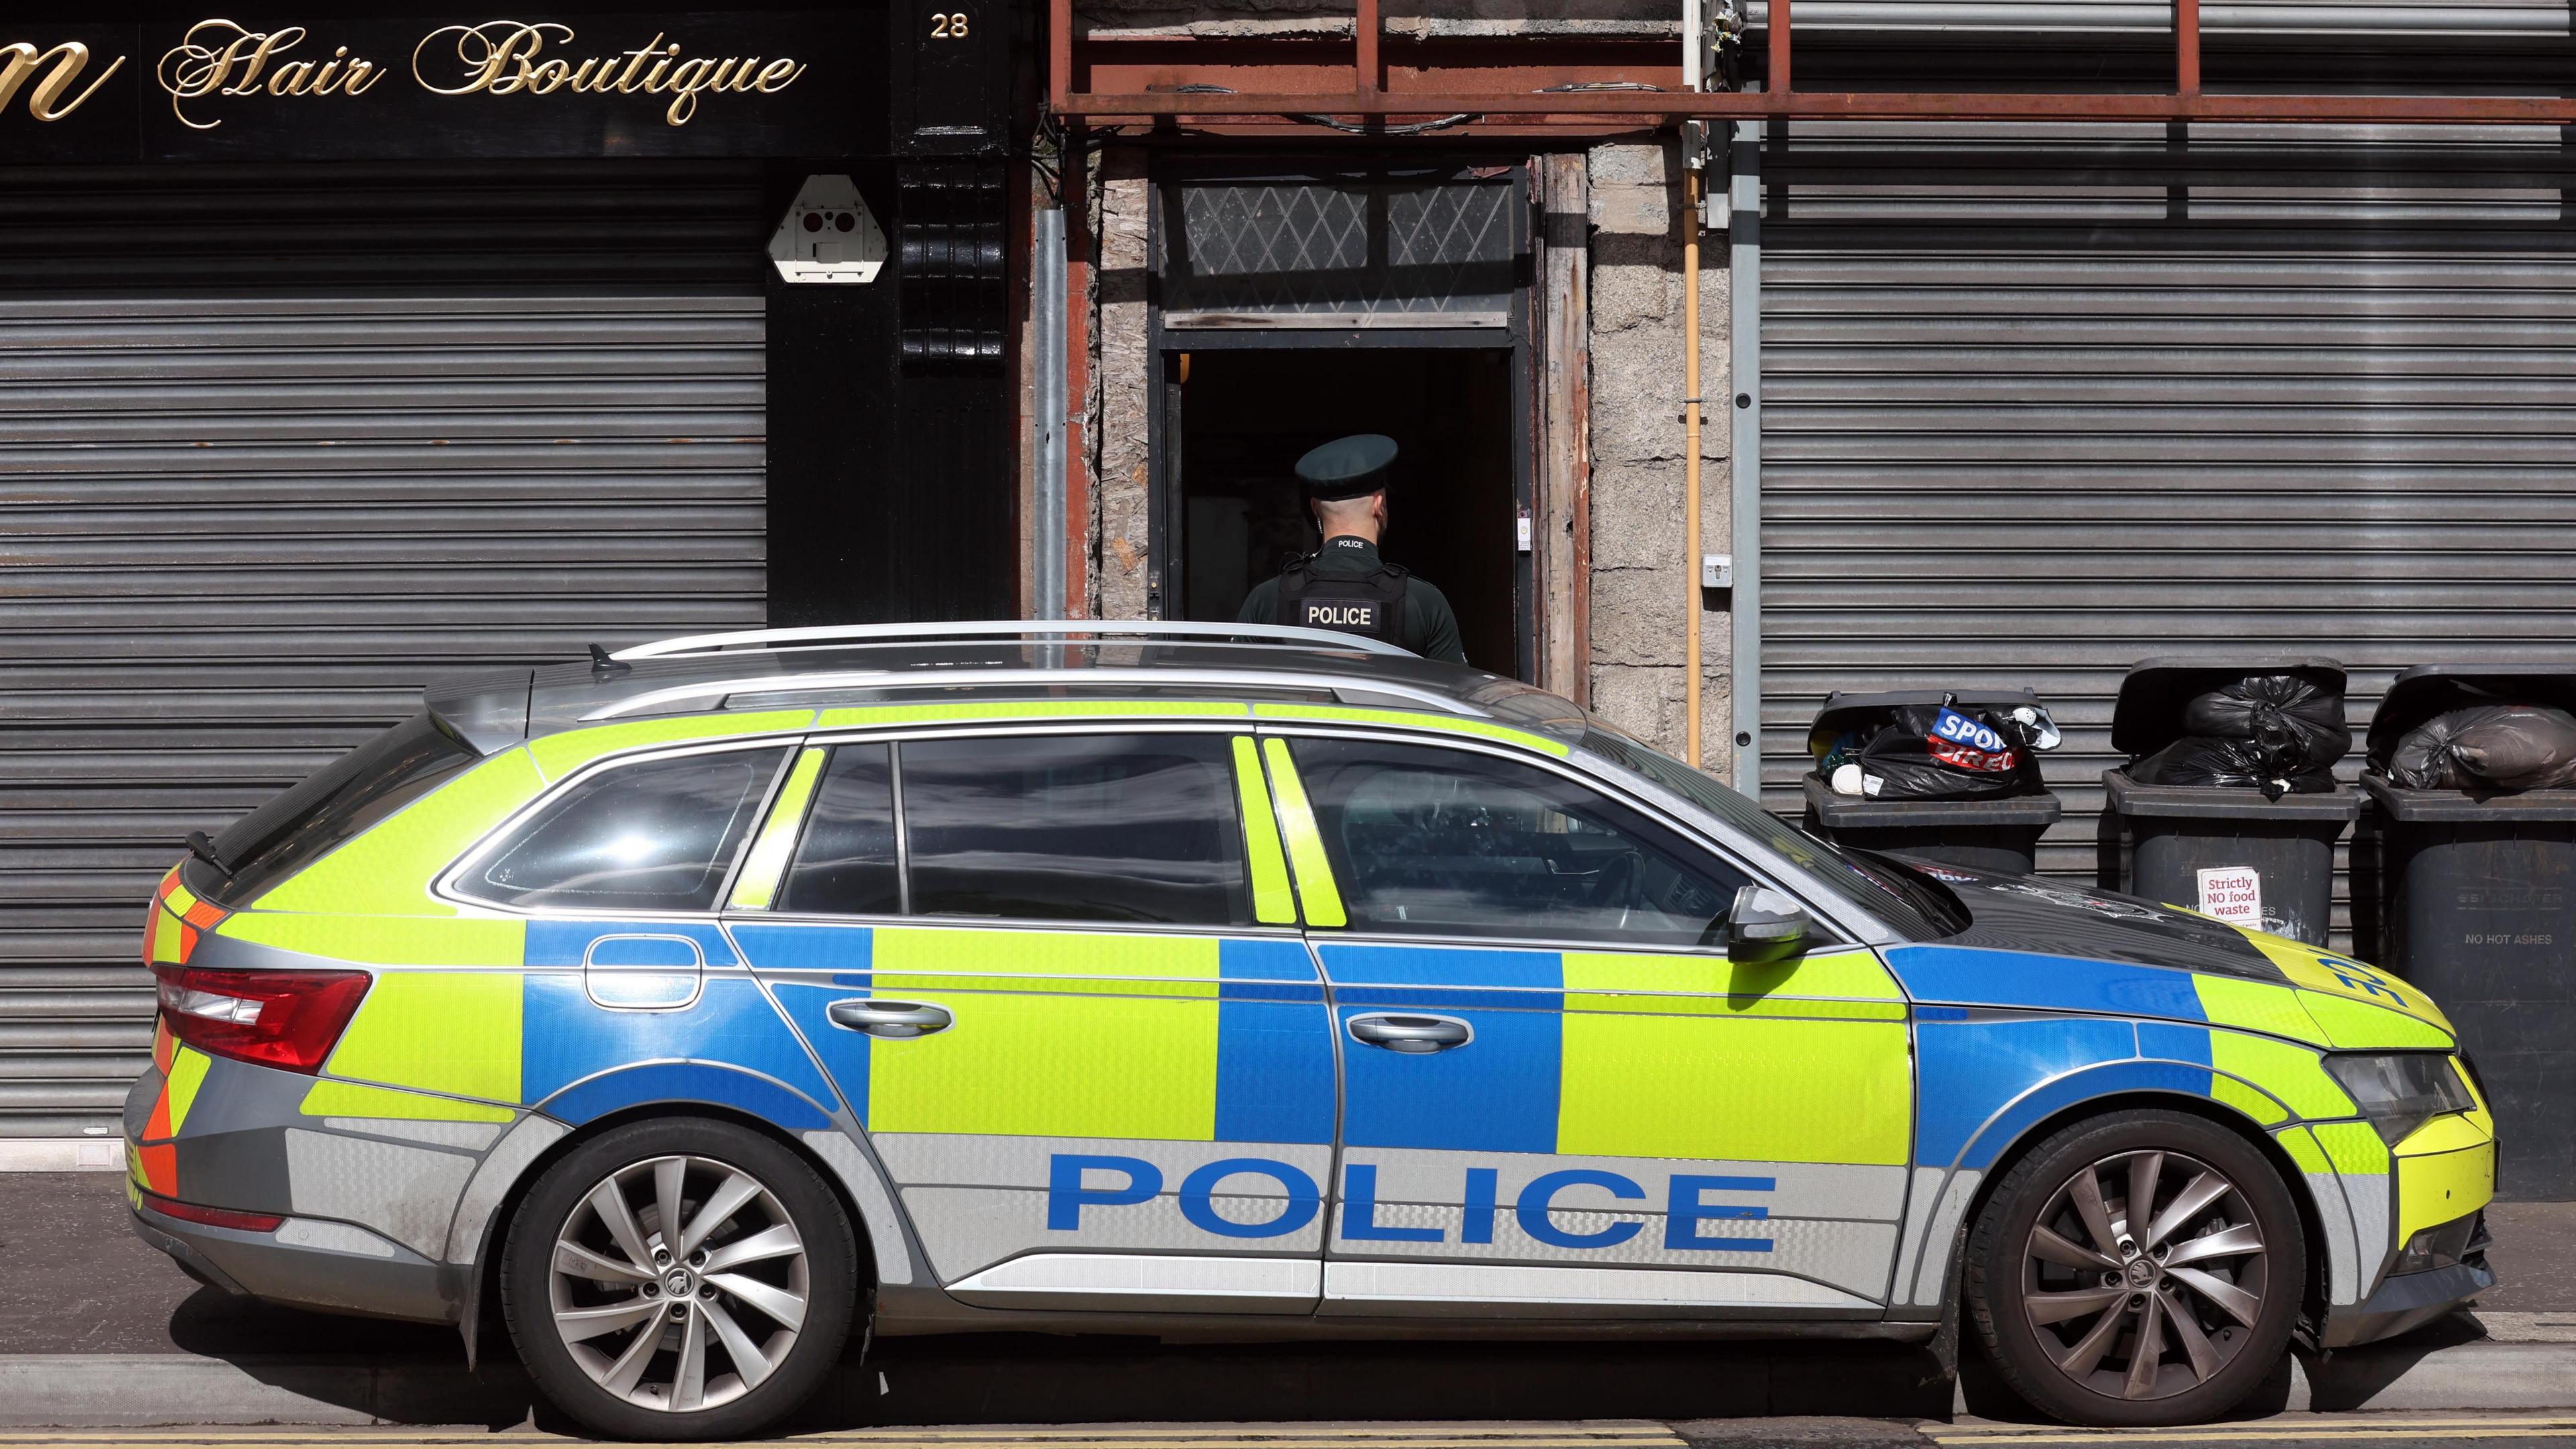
[1578,727,1967,940]
[197,712,480,907]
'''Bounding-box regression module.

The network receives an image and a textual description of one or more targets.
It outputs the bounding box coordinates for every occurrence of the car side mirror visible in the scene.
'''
[1727,884,1813,965]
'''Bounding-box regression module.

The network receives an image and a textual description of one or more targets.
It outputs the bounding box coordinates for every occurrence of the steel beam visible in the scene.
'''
[1356,0,1381,95]
[2177,0,2201,96]
[1059,89,2576,124]
[1772,0,1793,97]
[1057,0,2576,132]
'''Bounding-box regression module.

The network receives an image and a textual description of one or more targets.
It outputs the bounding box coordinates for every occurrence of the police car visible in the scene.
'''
[127,623,2496,1440]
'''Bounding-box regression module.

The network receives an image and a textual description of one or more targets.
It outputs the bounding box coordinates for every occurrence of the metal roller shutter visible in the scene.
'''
[1758,123,2576,952]
[0,162,770,1138]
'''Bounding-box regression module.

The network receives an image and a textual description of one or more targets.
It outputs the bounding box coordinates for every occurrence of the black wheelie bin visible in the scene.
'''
[2364,663,2576,1199]
[1802,689,2063,876]
[2100,658,2357,947]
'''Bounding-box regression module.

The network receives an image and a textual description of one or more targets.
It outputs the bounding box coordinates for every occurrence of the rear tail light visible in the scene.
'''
[139,1188,284,1234]
[150,962,370,1073]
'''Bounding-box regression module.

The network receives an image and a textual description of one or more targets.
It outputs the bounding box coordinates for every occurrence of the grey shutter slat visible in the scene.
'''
[1760,123,2576,952]
[0,162,769,1138]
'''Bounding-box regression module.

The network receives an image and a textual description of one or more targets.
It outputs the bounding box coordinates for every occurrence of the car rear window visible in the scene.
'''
[458,745,792,913]
[199,712,481,907]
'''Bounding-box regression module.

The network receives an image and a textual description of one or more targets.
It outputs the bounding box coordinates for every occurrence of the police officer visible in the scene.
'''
[1236,433,1466,664]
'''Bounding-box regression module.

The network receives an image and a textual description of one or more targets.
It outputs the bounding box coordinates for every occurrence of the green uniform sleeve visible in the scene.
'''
[1238,578,1279,625]
[1409,582,1468,665]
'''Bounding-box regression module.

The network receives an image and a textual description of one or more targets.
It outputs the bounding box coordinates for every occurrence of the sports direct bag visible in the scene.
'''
[2387,704,2576,792]
[2127,674,2350,799]
[1817,698,2059,802]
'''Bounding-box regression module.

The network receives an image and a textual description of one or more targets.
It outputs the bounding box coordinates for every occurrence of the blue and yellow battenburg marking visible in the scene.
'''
[745,923,1333,1144]
[1318,941,1913,1165]
[1887,942,2396,1171]
[261,916,839,1131]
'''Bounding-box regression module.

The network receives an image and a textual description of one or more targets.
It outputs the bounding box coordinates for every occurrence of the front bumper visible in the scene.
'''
[2321,1116,2500,1351]
[2322,1251,2496,1348]
[128,1197,455,1325]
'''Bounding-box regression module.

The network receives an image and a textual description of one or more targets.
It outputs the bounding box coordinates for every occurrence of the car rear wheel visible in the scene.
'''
[1965,1108,2304,1427]
[501,1119,858,1442]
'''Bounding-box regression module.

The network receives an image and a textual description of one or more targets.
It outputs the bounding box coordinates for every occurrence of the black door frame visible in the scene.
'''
[1142,157,1538,682]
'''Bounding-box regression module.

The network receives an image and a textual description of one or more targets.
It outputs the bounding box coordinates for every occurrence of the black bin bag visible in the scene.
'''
[1810,693,2058,802]
[2127,672,2351,799]
[1803,690,2065,875]
[1854,702,2045,800]
[2387,704,2576,793]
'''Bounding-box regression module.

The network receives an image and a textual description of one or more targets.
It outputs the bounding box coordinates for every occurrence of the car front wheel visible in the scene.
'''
[1965,1108,2304,1426]
[500,1119,859,1441]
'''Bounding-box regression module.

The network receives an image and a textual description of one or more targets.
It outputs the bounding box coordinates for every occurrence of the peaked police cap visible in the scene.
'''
[1295,433,1398,500]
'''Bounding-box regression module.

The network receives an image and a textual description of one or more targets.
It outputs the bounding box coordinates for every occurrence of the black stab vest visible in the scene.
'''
[1275,554,1410,643]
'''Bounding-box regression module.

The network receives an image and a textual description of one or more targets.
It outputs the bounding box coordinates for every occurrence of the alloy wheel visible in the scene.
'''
[546,1153,811,1413]
[2018,1147,2271,1402]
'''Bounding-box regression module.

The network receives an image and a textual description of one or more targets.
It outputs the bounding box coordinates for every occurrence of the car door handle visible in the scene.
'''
[1346,1014,1472,1053]
[827,1000,953,1039]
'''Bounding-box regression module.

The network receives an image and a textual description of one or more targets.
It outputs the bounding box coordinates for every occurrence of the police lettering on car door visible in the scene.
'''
[1047,1152,1776,1251]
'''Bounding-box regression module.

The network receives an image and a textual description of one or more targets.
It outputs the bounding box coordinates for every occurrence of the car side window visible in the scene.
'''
[1286,736,1750,947]
[458,746,790,913]
[899,733,1250,926]
[779,743,900,915]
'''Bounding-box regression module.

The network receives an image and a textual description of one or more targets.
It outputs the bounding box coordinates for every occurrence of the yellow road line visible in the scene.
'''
[1937,1423,2576,1433]
[1937,1418,2576,1435]
[0,1428,1676,1438]
[0,1423,1690,1433]
[673,1438,1642,1444]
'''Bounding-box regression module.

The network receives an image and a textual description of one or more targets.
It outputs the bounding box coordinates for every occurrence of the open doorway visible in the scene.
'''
[1167,347,1522,675]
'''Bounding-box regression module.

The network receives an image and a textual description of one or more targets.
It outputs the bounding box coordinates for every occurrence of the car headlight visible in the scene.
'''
[2324,1052,2477,1146]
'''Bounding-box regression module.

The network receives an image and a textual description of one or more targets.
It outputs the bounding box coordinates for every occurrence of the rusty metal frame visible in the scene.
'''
[1051,0,2576,130]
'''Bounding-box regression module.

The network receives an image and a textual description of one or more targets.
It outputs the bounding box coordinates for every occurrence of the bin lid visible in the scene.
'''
[1807,688,2048,759]
[2365,663,2576,767]
[2109,657,2347,757]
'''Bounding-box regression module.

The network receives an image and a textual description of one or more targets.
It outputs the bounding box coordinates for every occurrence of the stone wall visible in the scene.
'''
[1584,140,1731,776]
[1093,150,1154,621]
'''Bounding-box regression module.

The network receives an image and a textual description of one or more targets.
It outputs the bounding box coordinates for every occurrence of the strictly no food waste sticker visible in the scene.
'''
[2196,867,2263,927]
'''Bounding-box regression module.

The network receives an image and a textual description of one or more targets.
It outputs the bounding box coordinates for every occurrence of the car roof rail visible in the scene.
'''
[609,620,1417,661]
[578,667,1482,722]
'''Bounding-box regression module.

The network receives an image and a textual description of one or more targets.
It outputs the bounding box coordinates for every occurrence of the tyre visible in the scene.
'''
[500,1119,859,1441]
[1964,1108,2304,1427]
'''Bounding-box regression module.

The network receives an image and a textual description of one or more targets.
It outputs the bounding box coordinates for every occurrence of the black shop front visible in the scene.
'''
[0,5,1018,1145]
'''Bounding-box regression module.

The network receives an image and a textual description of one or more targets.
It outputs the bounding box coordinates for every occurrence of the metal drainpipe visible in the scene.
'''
[1032,205,1069,620]
[1727,120,1764,798]
[1684,166,1705,769]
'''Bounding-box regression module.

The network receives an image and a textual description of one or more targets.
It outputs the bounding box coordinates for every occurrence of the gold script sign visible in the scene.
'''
[158,20,384,130]
[3,17,811,136]
[0,40,125,122]
[413,21,806,126]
